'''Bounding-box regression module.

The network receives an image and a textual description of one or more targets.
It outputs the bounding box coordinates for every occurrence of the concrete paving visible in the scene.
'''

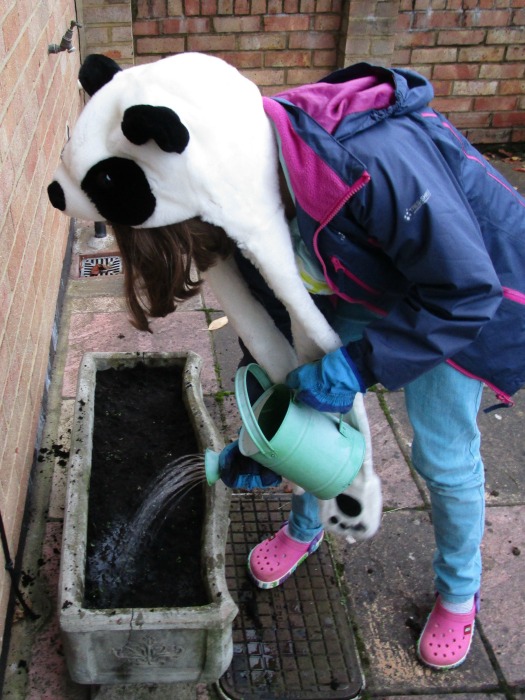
[1,152,524,699]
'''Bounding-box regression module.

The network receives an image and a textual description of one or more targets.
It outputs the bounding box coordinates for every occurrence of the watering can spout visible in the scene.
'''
[204,449,221,485]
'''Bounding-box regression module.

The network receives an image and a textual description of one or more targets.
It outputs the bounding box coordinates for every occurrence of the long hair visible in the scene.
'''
[112,218,234,332]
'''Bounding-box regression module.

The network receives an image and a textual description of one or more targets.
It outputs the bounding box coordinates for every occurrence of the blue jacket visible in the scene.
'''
[263,63,525,403]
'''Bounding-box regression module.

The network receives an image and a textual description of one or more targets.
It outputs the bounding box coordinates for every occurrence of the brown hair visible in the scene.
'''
[112,217,234,332]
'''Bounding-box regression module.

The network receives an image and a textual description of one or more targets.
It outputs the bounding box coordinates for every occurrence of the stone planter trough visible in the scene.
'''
[58,351,238,685]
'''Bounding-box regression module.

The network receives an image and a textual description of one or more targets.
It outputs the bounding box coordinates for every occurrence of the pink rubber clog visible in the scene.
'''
[417,595,477,670]
[248,525,324,589]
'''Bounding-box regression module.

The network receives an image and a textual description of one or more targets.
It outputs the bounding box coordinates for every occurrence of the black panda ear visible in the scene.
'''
[79,54,122,96]
[121,105,190,154]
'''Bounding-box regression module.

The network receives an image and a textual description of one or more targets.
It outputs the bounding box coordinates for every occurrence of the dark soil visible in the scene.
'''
[84,362,209,610]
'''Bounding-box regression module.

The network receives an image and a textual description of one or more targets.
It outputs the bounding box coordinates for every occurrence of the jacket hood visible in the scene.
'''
[274,62,434,138]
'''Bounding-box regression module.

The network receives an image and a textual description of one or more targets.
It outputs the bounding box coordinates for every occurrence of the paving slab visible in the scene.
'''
[479,505,525,685]
[478,389,525,504]
[330,510,499,696]
[61,310,218,398]
[382,387,525,505]
[364,392,423,511]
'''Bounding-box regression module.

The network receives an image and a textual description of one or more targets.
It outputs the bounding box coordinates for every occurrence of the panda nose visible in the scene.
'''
[48,181,66,211]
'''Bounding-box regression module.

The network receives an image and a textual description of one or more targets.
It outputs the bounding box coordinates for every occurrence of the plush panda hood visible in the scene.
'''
[48,52,347,378]
[49,52,276,229]
[48,53,377,536]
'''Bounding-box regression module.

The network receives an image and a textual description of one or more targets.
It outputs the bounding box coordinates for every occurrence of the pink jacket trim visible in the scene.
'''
[446,359,514,406]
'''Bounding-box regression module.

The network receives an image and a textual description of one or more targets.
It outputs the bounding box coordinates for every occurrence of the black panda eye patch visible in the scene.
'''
[81,156,156,225]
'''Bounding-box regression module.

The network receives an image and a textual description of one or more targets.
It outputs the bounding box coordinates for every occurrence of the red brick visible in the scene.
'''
[480,63,525,79]
[202,0,218,13]
[431,96,473,112]
[493,110,525,128]
[239,33,286,50]
[506,45,525,61]
[287,67,330,84]
[433,63,479,80]
[242,67,285,85]
[267,0,283,12]
[458,46,505,62]
[300,0,315,10]
[475,95,517,112]
[498,79,525,95]
[134,20,160,36]
[216,51,263,67]
[437,29,485,45]
[2,6,22,54]
[414,10,462,28]
[431,80,453,97]
[313,14,341,31]
[466,9,512,27]
[235,0,251,13]
[411,47,457,63]
[453,79,498,96]
[214,15,261,31]
[136,36,185,53]
[313,49,336,67]
[185,0,201,15]
[251,0,267,13]
[263,14,310,31]
[264,50,311,67]
[83,5,133,22]
[136,0,167,18]
[187,34,236,50]
[487,28,525,44]
[289,31,335,49]
[218,0,234,12]
[396,30,437,48]
[161,18,183,32]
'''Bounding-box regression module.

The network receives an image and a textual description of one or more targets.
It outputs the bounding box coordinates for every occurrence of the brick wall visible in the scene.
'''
[77,0,134,65]
[132,0,345,88]
[0,0,82,644]
[126,0,525,143]
[394,0,525,144]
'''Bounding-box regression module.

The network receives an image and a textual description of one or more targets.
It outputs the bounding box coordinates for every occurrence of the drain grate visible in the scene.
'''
[218,493,363,700]
[79,254,123,277]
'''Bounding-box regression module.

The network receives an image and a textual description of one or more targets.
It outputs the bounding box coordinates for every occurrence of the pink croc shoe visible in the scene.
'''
[248,525,324,589]
[417,595,478,670]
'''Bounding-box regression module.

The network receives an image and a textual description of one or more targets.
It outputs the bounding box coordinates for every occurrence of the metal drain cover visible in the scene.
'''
[219,493,363,700]
[79,254,122,277]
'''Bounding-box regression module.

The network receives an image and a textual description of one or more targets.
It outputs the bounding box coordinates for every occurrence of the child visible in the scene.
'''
[50,56,525,670]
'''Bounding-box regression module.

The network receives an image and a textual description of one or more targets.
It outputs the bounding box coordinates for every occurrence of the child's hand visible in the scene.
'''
[285,347,366,413]
[218,440,282,489]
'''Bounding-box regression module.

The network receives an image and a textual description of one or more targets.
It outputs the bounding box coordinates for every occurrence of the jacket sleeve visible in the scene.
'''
[343,131,503,390]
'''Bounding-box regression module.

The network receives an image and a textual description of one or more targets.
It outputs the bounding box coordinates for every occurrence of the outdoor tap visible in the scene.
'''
[48,20,82,54]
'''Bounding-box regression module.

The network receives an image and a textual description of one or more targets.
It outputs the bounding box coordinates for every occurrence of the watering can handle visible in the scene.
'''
[235,364,277,457]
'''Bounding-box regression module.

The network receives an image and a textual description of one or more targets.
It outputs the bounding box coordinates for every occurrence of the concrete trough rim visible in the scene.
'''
[58,351,238,683]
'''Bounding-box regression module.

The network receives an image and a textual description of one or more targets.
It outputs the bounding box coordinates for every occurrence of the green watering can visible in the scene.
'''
[207,363,366,500]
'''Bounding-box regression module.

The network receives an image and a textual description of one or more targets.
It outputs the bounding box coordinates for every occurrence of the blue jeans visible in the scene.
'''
[289,302,485,604]
[405,362,484,603]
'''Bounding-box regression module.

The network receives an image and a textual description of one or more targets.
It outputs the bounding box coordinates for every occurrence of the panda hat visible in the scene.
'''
[48,52,343,377]
[49,53,380,541]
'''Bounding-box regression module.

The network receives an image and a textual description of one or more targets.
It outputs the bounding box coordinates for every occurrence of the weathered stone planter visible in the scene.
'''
[59,351,237,685]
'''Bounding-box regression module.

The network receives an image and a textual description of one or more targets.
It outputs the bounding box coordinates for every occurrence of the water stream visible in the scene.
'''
[85,455,207,607]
